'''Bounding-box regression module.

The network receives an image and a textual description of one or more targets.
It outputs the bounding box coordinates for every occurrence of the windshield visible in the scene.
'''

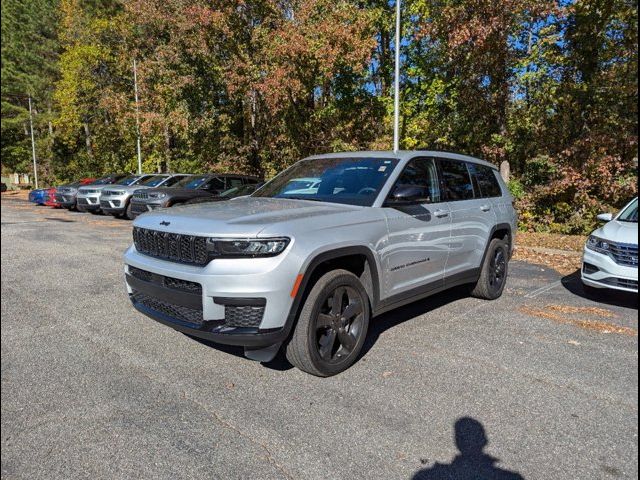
[252,157,399,206]
[618,198,638,223]
[116,175,145,186]
[92,176,116,185]
[140,175,169,187]
[173,175,213,190]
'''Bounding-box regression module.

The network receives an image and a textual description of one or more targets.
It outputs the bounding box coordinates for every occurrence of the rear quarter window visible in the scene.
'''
[468,163,502,198]
[438,159,474,201]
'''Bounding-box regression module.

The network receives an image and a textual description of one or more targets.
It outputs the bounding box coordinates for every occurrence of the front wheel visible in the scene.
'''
[286,270,371,377]
[470,238,509,300]
[124,201,134,220]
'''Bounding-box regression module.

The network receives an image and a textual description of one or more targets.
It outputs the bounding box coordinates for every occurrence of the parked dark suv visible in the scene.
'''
[129,174,261,218]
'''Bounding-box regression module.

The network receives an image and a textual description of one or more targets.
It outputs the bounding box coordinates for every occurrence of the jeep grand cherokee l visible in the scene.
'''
[100,174,190,219]
[124,151,517,376]
[75,174,131,213]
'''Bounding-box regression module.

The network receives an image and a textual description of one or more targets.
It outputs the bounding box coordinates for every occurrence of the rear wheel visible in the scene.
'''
[470,237,509,300]
[286,270,370,377]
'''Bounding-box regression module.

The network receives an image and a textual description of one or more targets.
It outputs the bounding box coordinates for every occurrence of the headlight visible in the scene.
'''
[586,235,611,254]
[150,192,166,199]
[206,238,290,258]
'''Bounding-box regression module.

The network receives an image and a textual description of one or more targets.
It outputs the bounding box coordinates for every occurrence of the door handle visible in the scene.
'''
[480,204,492,212]
[433,209,449,218]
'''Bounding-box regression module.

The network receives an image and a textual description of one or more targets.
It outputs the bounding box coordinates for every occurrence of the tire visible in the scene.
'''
[124,201,134,220]
[286,270,371,377]
[470,237,509,300]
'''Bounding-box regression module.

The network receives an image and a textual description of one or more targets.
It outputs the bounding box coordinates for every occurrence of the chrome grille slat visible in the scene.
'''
[608,242,638,267]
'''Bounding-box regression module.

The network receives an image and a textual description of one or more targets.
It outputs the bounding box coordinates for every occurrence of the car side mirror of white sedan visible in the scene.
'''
[596,212,613,222]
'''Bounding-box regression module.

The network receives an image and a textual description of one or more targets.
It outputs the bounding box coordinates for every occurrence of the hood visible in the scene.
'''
[145,187,210,197]
[594,220,638,245]
[78,184,108,194]
[133,197,364,237]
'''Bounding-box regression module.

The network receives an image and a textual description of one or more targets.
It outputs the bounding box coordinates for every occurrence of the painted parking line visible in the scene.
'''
[524,280,563,299]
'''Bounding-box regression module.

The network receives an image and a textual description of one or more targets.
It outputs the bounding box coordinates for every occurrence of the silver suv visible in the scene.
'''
[123,151,517,376]
[100,174,190,219]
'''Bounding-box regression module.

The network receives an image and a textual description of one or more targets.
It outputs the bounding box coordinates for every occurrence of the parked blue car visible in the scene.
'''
[28,189,49,205]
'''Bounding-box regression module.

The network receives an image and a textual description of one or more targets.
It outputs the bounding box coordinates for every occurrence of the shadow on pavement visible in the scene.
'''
[413,417,525,480]
[186,284,472,372]
[561,269,638,310]
[361,285,471,358]
[184,334,295,371]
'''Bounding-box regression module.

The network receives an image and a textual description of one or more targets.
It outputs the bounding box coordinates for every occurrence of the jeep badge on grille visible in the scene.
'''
[160,221,171,226]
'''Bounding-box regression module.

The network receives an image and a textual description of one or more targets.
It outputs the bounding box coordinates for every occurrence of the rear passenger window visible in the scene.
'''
[438,159,474,201]
[228,178,244,188]
[468,164,502,198]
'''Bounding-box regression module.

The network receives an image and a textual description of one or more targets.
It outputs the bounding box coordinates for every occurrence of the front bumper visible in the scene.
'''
[123,244,300,348]
[77,195,101,211]
[581,248,638,293]
[55,194,77,208]
[130,200,165,218]
[100,195,129,214]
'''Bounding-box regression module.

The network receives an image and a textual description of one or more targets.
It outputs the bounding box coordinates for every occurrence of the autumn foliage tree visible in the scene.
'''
[1,0,637,234]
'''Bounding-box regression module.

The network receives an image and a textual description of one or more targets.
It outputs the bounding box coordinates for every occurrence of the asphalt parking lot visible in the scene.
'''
[1,194,638,480]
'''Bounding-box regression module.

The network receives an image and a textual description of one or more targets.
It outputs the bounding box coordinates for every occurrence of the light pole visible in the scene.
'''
[393,0,402,153]
[133,59,143,174]
[28,96,39,189]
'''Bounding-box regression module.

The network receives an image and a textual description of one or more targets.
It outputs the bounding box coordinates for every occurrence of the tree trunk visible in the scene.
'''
[83,121,93,159]
[163,123,171,173]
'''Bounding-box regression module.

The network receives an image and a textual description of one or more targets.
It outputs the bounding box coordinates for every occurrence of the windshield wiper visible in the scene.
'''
[282,196,325,203]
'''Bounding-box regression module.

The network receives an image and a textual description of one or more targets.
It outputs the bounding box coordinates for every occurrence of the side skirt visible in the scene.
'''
[373,268,480,317]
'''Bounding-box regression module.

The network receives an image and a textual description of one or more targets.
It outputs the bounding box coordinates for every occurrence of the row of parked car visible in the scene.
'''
[28,172,262,219]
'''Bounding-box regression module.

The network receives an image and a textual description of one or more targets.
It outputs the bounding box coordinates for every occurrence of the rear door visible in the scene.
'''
[438,158,496,279]
[381,157,452,297]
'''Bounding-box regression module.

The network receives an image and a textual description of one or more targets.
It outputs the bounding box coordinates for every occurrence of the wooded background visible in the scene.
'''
[1,0,637,233]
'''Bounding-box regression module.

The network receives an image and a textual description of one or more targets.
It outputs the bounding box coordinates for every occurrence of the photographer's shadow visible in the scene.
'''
[413,417,524,480]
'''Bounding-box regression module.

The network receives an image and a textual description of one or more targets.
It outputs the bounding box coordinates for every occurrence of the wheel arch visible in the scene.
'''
[284,246,381,337]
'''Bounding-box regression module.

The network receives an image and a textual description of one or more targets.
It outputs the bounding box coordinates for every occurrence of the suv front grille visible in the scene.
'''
[133,192,149,200]
[132,290,203,325]
[224,305,265,328]
[601,277,638,290]
[102,190,122,196]
[129,266,202,294]
[133,227,209,265]
[163,276,202,294]
[608,242,638,267]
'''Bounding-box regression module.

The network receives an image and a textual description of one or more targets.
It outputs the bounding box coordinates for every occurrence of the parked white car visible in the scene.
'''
[582,197,638,294]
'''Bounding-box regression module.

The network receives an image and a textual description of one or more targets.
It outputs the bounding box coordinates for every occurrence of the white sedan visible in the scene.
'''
[582,197,638,294]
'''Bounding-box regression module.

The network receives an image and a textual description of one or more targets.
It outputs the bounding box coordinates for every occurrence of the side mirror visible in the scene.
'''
[596,213,613,222]
[385,185,429,206]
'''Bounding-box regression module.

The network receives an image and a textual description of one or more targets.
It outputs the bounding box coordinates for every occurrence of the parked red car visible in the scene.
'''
[45,178,95,208]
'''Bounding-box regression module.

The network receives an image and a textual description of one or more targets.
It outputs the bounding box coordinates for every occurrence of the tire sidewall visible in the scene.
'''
[486,239,509,298]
